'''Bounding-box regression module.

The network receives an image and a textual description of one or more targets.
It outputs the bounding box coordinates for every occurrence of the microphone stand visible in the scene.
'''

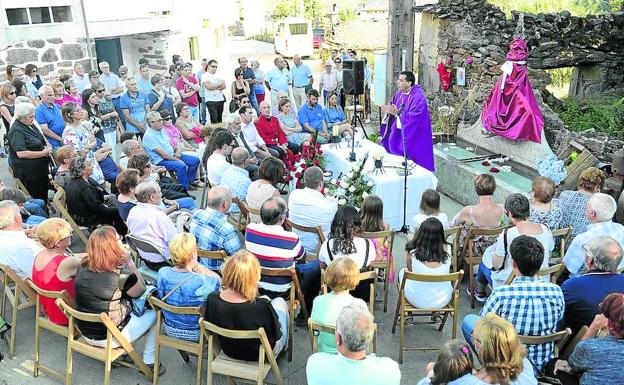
[397,104,410,234]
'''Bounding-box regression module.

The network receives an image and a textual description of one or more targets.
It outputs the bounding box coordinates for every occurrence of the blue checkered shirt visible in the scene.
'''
[563,221,624,276]
[481,276,565,370]
[220,166,251,214]
[189,208,242,270]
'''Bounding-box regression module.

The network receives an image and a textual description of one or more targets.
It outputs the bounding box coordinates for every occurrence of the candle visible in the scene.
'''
[374,152,383,161]
[332,125,340,136]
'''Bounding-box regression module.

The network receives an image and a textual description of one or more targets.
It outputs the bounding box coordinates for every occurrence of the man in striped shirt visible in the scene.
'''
[245,197,320,316]
[461,235,565,370]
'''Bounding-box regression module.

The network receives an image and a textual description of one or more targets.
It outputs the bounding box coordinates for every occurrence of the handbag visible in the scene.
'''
[491,228,509,272]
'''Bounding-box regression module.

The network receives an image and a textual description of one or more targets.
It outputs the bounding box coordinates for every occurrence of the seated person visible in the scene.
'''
[220,147,253,213]
[306,302,401,385]
[255,101,293,163]
[204,250,289,359]
[0,187,46,225]
[156,233,220,342]
[271,90,298,118]
[319,204,376,302]
[224,112,259,179]
[559,167,605,241]
[64,156,127,235]
[564,193,624,278]
[0,200,44,279]
[126,181,179,271]
[119,138,142,169]
[205,130,234,186]
[529,176,562,230]
[400,218,452,310]
[298,89,330,144]
[476,193,553,295]
[160,110,203,160]
[127,153,193,203]
[462,236,564,371]
[246,157,284,224]
[142,111,200,190]
[324,91,353,138]
[0,179,48,218]
[549,293,624,385]
[311,257,367,354]
[189,186,242,271]
[412,189,449,232]
[239,105,273,160]
[53,145,78,188]
[32,218,83,325]
[561,236,624,336]
[276,97,311,152]
[74,227,164,374]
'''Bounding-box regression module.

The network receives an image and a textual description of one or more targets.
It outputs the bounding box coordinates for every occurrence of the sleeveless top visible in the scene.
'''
[232,82,245,98]
[32,254,76,326]
[0,103,14,131]
[246,181,278,223]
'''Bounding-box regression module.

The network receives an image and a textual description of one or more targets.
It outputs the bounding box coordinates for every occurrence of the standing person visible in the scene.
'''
[50,80,65,106]
[291,54,313,109]
[0,83,16,157]
[201,59,226,124]
[237,57,259,114]
[135,63,153,96]
[196,58,209,125]
[298,89,329,144]
[7,103,51,201]
[265,57,291,109]
[319,61,339,105]
[333,57,345,108]
[120,78,150,136]
[82,88,104,141]
[25,64,43,90]
[87,71,100,90]
[92,81,121,157]
[363,57,372,123]
[380,71,434,172]
[230,68,250,113]
[250,60,266,104]
[61,79,82,105]
[162,72,181,109]
[98,61,124,99]
[72,63,90,93]
[175,63,201,121]
[147,75,175,122]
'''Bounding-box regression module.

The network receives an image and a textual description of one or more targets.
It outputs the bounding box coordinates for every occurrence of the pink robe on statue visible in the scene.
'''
[481,39,544,143]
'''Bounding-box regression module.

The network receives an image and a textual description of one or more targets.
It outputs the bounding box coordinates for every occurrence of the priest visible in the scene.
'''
[380,71,434,172]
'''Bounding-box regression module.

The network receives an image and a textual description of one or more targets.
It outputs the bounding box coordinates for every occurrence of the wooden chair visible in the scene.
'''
[444,226,463,272]
[52,186,90,246]
[560,326,588,360]
[230,197,251,233]
[517,328,572,359]
[307,318,377,354]
[502,263,566,286]
[147,295,204,385]
[0,265,36,357]
[259,266,307,362]
[197,249,228,271]
[198,319,285,385]
[26,280,73,380]
[7,165,31,197]
[125,234,172,281]
[362,230,396,312]
[320,268,378,314]
[392,270,464,364]
[283,218,325,260]
[461,226,508,308]
[56,298,154,385]
[551,226,573,257]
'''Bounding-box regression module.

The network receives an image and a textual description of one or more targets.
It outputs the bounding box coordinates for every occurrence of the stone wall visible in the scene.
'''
[414,0,624,161]
[0,38,95,82]
[120,32,171,75]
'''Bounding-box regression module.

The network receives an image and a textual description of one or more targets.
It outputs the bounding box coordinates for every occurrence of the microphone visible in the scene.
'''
[396,103,405,116]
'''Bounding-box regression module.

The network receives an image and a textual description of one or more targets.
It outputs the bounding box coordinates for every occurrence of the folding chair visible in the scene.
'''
[392,270,464,364]
[444,226,462,273]
[1,264,36,357]
[320,268,377,314]
[551,226,573,258]
[307,318,377,354]
[56,298,154,385]
[7,166,31,197]
[199,163,212,209]
[517,328,572,360]
[52,187,90,246]
[283,218,325,260]
[26,280,73,380]
[230,197,250,233]
[198,319,285,385]
[362,230,395,312]
[260,266,307,362]
[125,234,172,281]
[148,295,204,385]
[197,249,228,271]
[560,325,588,360]
[461,226,508,308]
[502,263,566,286]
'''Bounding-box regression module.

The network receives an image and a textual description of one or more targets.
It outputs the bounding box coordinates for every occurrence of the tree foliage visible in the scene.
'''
[487,0,622,16]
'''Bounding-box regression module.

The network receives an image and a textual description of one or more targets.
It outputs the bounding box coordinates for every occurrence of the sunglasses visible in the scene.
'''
[164,76,171,79]
[334,60,341,63]
[9,91,16,95]
[96,89,105,93]
[210,65,218,69]
[164,117,172,121]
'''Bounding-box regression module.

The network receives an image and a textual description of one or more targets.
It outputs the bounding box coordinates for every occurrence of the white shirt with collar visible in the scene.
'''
[240,121,265,154]
[206,152,231,185]
[288,187,338,253]
[564,220,624,277]
[0,230,44,279]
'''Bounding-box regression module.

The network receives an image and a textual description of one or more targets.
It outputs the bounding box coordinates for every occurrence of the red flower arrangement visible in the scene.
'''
[287,141,328,188]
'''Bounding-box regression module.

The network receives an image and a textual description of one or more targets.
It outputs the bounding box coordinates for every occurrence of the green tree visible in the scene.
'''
[272,1,297,19]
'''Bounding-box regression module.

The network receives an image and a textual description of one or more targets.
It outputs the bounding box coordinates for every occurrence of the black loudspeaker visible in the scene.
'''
[342,59,365,95]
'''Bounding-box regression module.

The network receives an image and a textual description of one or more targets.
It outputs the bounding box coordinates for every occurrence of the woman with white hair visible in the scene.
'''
[7,102,51,200]
[250,60,266,105]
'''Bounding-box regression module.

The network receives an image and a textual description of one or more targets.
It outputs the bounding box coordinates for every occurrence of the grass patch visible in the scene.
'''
[553,91,624,138]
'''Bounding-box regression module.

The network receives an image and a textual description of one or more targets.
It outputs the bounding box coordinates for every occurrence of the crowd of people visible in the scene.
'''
[0,51,623,385]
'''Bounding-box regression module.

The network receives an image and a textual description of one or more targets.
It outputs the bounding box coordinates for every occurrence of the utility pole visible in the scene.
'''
[386,0,415,101]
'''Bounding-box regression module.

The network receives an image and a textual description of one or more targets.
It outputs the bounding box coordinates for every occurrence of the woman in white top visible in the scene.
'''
[413,188,449,232]
[400,218,452,310]
[319,204,376,303]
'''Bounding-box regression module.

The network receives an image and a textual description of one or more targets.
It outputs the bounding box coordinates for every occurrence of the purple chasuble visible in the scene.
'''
[481,38,544,143]
[380,85,435,172]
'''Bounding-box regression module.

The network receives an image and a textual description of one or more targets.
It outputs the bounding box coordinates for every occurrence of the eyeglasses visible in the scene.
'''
[210,65,218,69]
[150,119,164,123]
[164,117,172,121]
[96,89,105,93]
[164,76,171,79]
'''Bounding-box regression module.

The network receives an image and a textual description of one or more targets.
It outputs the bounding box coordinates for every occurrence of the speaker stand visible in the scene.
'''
[350,94,368,140]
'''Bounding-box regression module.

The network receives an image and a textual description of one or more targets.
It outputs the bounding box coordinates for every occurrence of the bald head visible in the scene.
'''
[585,236,624,272]
[231,147,249,167]
[260,197,287,226]
[207,185,232,212]
[259,100,271,117]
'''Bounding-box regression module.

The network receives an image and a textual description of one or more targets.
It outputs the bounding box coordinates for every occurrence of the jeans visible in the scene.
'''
[249,91,259,115]
[158,154,199,189]
[296,259,321,314]
[271,297,289,355]
[477,262,493,286]
[25,215,46,225]
[188,106,199,121]
[173,197,196,211]
[461,314,482,351]
[199,97,207,125]
[314,134,329,145]
[25,199,47,217]
[84,309,158,364]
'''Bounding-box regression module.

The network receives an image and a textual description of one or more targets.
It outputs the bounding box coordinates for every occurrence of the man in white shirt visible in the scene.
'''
[206,130,234,186]
[201,59,226,124]
[72,63,91,93]
[307,302,401,385]
[265,57,292,109]
[239,106,272,159]
[319,61,339,105]
[99,61,124,99]
[0,200,44,279]
[288,166,337,253]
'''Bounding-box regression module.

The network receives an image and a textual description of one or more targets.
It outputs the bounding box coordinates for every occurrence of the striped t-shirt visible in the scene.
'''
[245,223,305,292]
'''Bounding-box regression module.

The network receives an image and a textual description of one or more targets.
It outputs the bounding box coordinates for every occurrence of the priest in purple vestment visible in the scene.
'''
[380,71,435,172]
[481,38,544,143]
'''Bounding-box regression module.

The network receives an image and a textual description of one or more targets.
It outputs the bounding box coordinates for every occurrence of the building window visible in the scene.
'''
[5,6,73,26]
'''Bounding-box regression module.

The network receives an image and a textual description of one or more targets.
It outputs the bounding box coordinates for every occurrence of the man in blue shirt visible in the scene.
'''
[265,57,292,109]
[298,89,329,144]
[142,111,200,190]
[238,57,259,114]
[220,147,252,213]
[34,86,65,148]
[291,54,313,108]
[120,78,150,135]
[135,64,153,96]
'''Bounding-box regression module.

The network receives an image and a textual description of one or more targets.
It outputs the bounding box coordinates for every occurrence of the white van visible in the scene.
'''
[274,17,313,58]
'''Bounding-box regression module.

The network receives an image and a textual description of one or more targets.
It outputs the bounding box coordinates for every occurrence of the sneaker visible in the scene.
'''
[467,286,487,302]
[192,180,205,187]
